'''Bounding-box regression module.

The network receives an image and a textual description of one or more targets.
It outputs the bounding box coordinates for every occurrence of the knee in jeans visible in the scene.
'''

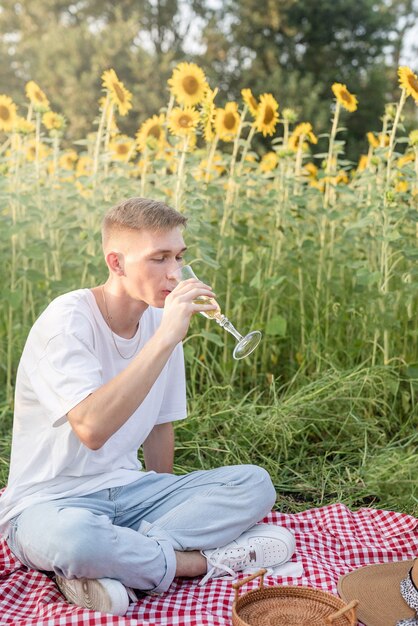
[243,464,276,511]
[48,508,104,575]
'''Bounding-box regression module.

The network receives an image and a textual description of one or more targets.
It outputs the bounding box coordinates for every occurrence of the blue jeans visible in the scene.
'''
[7,465,276,593]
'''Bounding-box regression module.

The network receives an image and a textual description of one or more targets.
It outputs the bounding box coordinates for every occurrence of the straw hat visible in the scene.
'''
[338,559,417,626]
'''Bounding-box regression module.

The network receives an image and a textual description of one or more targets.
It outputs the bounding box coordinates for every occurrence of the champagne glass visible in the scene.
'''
[173,265,262,360]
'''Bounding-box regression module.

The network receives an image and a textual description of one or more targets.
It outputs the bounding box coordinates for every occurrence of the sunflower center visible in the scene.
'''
[117,144,129,154]
[149,125,161,139]
[34,89,44,103]
[341,90,352,104]
[407,75,418,93]
[112,81,126,103]
[0,105,10,121]
[178,114,192,128]
[224,112,236,130]
[263,106,274,125]
[182,76,199,95]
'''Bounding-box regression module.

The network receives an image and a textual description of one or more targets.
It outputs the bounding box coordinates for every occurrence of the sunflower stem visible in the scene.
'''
[140,147,149,196]
[378,88,408,365]
[174,135,189,211]
[103,102,115,180]
[205,133,219,183]
[34,111,41,181]
[92,93,110,183]
[314,100,341,370]
[237,125,256,178]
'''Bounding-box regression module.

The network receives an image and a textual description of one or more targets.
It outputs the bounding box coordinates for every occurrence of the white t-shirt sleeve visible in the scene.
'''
[156,342,187,424]
[28,332,102,427]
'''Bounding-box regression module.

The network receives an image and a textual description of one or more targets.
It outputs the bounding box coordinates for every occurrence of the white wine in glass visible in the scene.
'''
[173,265,262,360]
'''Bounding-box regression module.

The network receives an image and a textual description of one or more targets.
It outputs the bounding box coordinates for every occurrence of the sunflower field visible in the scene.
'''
[0,63,418,514]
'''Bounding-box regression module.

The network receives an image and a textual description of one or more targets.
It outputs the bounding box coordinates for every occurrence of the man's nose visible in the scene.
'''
[166,259,183,280]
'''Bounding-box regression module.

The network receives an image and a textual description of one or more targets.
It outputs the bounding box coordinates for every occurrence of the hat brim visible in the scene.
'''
[338,560,416,626]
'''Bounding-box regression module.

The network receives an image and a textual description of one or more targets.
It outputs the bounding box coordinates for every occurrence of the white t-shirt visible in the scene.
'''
[0,289,186,537]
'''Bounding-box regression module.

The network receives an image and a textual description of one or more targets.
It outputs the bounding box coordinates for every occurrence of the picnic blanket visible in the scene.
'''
[1,503,417,625]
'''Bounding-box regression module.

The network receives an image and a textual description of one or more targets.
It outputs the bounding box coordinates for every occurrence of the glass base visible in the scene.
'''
[233,330,262,360]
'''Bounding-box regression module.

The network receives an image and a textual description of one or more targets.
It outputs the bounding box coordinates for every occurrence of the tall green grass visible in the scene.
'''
[0,97,417,516]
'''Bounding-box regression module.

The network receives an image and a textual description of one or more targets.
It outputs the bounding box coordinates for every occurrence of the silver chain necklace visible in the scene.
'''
[101,285,141,360]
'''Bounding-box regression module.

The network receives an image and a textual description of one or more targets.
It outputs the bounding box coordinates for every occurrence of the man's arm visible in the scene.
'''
[143,422,175,473]
[67,279,216,450]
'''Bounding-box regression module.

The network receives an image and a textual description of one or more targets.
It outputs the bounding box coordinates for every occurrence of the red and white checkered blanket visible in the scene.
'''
[1,503,417,626]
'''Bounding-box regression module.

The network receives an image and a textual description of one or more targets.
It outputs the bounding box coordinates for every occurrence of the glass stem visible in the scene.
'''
[216,315,243,341]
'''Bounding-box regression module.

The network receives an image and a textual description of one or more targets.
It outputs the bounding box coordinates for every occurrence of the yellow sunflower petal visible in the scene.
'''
[14,116,35,135]
[25,81,50,112]
[101,69,133,116]
[241,88,259,119]
[214,102,240,141]
[254,93,279,137]
[136,114,166,151]
[59,150,78,170]
[398,66,418,103]
[331,83,358,112]
[42,111,66,132]
[259,151,278,173]
[0,95,17,132]
[167,106,200,137]
[168,62,208,107]
[108,135,135,162]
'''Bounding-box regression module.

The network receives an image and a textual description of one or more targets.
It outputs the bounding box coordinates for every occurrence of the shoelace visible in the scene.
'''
[199,546,252,586]
[126,587,138,602]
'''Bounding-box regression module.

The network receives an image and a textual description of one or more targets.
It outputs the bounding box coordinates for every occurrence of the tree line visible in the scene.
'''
[1,0,417,158]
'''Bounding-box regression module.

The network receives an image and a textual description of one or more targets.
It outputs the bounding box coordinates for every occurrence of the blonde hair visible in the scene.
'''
[102,197,187,246]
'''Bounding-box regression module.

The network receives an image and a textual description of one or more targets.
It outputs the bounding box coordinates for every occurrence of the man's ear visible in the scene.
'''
[106,251,125,276]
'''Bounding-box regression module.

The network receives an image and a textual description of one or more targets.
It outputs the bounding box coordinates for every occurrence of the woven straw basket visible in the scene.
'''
[232,569,358,626]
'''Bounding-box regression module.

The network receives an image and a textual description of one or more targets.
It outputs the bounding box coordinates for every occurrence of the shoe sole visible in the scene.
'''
[55,576,129,616]
[240,523,296,564]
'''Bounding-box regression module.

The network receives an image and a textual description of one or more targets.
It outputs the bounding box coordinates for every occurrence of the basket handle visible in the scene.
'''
[232,569,267,603]
[325,599,358,624]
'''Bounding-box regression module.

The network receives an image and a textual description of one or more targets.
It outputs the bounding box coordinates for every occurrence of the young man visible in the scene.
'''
[0,197,295,616]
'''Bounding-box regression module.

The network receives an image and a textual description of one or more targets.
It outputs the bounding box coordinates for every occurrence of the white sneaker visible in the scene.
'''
[200,523,296,586]
[55,576,132,615]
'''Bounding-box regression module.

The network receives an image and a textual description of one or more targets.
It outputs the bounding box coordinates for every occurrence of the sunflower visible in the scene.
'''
[397,152,415,168]
[357,155,369,172]
[25,138,49,161]
[25,81,50,112]
[241,88,259,119]
[14,116,35,135]
[282,108,298,123]
[289,122,317,150]
[200,86,218,142]
[254,94,279,137]
[101,69,133,116]
[331,83,358,112]
[304,162,318,178]
[59,150,78,170]
[168,62,208,107]
[398,66,418,103]
[409,130,418,146]
[214,102,240,141]
[395,179,409,193]
[42,111,66,132]
[336,170,349,185]
[76,155,93,177]
[108,135,135,162]
[167,106,200,138]
[259,151,278,173]
[193,152,225,181]
[0,95,17,132]
[136,114,166,151]
[367,132,379,149]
